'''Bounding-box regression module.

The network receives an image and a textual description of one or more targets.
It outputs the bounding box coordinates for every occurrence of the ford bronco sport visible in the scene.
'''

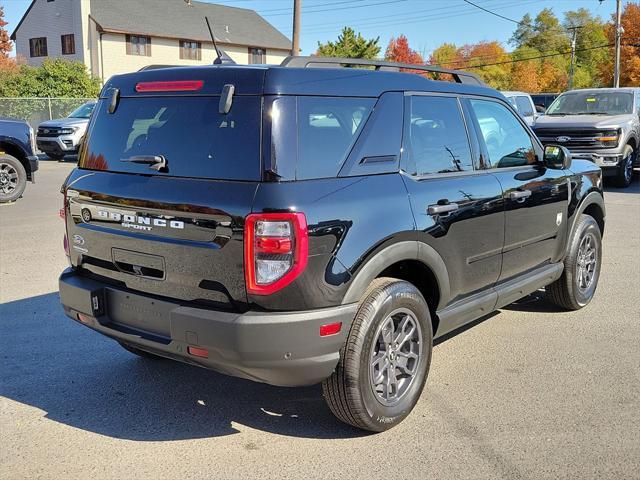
[59,57,606,432]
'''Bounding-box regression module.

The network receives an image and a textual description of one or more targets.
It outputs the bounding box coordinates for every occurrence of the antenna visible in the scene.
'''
[205,16,224,65]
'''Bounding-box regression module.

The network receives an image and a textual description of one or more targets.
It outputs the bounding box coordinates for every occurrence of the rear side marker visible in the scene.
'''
[187,346,209,358]
[320,322,342,337]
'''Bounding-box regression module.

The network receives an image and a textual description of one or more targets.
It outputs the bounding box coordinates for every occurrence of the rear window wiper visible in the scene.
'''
[120,155,167,171]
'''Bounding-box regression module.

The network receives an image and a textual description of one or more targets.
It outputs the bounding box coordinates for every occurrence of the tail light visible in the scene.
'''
[244,212,308,295]
[61,191,69,257]
[59,191,67,220]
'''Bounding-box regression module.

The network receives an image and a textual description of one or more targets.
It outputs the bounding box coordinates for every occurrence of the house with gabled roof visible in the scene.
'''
[11,0,292,82]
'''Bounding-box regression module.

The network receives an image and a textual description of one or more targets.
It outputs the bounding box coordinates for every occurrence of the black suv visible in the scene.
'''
[59,57,605,432]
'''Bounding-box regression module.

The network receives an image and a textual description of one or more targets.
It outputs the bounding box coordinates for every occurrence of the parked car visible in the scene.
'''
[36,101,96,161]
[501,91,538,125]
[0,118,39,203]
[533,88,640,187]
[531,92,560,113]
[59,57,606,432]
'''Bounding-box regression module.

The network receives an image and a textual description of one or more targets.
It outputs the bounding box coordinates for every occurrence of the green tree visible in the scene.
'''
[0,58,100,97]
[509,13,535,48]
[529,8,570,53]
[564,8,609,88]
[316,27,380,59]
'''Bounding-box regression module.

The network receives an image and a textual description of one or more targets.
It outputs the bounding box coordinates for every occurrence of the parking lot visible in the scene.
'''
[1,161,639,479]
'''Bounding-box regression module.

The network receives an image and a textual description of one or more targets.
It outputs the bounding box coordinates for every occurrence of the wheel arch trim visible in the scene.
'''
[342,240,451,309]
[568,191,605,255]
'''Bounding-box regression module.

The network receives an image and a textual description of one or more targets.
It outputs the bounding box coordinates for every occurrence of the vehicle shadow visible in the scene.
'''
[501,290,563,314]
[0,292,364,441]
[603,170,640,193]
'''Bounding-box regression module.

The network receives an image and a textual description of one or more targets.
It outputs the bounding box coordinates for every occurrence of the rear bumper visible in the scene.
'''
[59,268,356,387]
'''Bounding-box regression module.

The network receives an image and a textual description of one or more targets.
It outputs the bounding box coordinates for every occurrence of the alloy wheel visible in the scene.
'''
[0,162,19,196]
[576,232,598,292]
[370,308,422,406]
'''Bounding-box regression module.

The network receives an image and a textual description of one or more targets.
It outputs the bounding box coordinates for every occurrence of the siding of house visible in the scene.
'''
[14,0,86,65]
[98,33,289,80]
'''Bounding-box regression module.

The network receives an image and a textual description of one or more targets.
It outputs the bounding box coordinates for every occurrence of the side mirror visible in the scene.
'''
[544,145,571,170]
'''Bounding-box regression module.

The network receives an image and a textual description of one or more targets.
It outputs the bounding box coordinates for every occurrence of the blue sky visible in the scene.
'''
[2,0,619,58]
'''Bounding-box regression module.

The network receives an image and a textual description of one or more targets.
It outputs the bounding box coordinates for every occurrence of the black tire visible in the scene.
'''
[614,144,634,188]
[322,278,433,432]
[0,154,27,203]
[119,342,165,359]
[47,152,66,161]
[546,214,602,310]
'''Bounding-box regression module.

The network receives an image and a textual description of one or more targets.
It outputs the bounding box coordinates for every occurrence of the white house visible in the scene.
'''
[10,0,292,82]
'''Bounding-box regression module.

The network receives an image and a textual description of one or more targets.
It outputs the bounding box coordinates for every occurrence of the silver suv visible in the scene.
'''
[36,101,96,161]
[533,88,639,187]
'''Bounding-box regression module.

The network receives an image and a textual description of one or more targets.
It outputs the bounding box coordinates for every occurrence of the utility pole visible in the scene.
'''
[292,0,302,56]
[568,26,580,91]
[613,0,622,88]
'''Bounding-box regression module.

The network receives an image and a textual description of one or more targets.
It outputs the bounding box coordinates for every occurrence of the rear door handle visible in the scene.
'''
[507,189,532,201]
[427,202,459,215]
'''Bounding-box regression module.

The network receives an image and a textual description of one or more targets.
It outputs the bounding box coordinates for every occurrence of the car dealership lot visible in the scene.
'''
[1,162,639,480]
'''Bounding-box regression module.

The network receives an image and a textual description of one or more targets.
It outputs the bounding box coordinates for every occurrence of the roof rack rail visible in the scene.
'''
[280,56,484,86]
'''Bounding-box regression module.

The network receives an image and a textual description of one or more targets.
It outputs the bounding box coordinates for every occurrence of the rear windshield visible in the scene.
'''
[80,96,261,180]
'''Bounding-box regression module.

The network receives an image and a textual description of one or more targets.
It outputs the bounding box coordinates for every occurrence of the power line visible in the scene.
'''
[288,0,534,31]
[461,0,522,25]
[262,0,409,17]
[435,43,614,69]
[298,0,539,34]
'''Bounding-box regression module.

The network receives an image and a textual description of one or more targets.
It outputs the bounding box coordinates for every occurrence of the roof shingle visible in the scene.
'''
[90,0,291,50]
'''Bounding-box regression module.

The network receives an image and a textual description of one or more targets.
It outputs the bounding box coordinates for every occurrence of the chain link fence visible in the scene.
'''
[0,97,96,128]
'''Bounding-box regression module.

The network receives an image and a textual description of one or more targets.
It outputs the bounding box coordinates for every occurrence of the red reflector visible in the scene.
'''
[256,237,292,254]
[59,208,65,219]
[187,346,209,358]
[135,80,204,92]
[320,322,342,337]
[77,313,93,324]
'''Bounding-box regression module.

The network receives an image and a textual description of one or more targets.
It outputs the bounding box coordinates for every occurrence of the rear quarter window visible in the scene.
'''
[80,96,262,181]
[269,96,375,180]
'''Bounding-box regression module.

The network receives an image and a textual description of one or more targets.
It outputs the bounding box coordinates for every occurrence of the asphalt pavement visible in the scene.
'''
[1,161,639,479]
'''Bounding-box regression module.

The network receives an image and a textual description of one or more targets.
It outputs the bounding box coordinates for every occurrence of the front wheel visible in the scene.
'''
[546,214,602,310]
[322,278,433,432]
[0,154,27,203]
[614,144,634,188]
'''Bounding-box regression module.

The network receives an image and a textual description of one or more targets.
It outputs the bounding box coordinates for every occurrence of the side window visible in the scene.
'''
[469,99,536,169]
[515,96,534,117]
[297,97,374,180]
[406,96,473,176]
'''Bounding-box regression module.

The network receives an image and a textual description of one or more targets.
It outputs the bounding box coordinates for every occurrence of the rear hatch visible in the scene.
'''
[63,67,266,309]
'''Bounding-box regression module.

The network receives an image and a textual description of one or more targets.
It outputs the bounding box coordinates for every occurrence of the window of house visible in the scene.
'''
[179,40,201,60]
[126,35,151,56]
[29,37,48,57]
[405,96,473,176]
[61,34,75,55]
[249,47,265,64]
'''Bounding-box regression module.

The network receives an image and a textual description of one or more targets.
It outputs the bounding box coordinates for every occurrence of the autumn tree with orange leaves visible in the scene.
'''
[600,2,640,87]
[385,35,423,65]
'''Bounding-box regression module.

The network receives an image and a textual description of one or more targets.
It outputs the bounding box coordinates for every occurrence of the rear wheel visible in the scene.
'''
[0,154,27,203]
[322,278,432,432]
[615,144,634,188]
[546,214,602,310]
